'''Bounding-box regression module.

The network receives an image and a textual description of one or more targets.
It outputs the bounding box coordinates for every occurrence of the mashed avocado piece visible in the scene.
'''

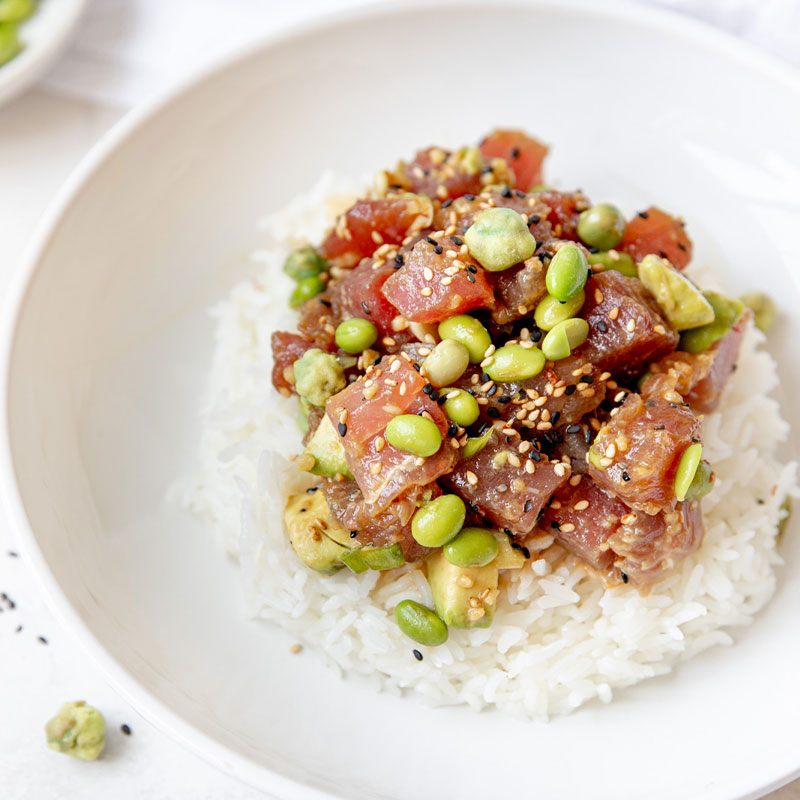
[45,701,106,761]
[293,348,346,407]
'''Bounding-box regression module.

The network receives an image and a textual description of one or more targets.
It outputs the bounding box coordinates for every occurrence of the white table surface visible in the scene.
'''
[1,2,800,799]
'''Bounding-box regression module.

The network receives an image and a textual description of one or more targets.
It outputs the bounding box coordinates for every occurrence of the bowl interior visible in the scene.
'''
[6,3,800,799]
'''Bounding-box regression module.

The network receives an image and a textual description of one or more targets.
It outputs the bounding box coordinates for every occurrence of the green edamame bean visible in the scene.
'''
[289,275,326,309]
[441,388,480,427]
[443,527,499,567]
[462,430,492,458]
[679,291,744,354]
[422,339,470,388]
[684,459,714,502]
[674,443,702,502]
[464,207,536,272]
[0,21,21,66]
[534,290,585,332]
[545,244,589,302]
[0,0,35,22]
[394,599,449,646]
[385,414,442,458]
[588,249,637,278]
[577,203,626,250]
[541,318,589,362]
[740,292,777,334]
[334,318,378,353]
[485,343,545,382]
[411,494,466,547]
[283,247,328,280]
[438,315,492,363]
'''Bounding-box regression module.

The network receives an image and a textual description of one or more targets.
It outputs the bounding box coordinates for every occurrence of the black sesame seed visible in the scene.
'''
[467,264,478,274]
[413,649,423,661]
[528,214,540,225]
[337,422,347,437]
[305,486,319,494]
[523,500,533,513]
[531,451,542,462]
[621,572,629,584]
[596,320,608,333]
[448,423,459,438]
[501,186,512,199]
[464,194,476,201]
[515,189,526,198]
[451,236,464,247]
[487,384,498,397]
[550,520,561,530]
[535,239,544,249]
[422,383,433,395]
[585,428,593,445]
[15,625,22,633]
[551,411,560,425]
[659,250,668,259]
[361,301,371,315]
[487,407,501,419]
[119,724,132,736]
[536,508,545,522]
[511,541,522,551]
[497,395,511,404]
[503,528,512,536]
[521,547,531,559]
[583,375,594,384]
[677,242,688,252]
[469,501,480,513]
[412,362,421,372]
[638,211,649,219]
[510,147,520,159]
[320,299,332,308]
[622,471,631,482]
[481,373,491,383]
[394,254,404,268]
[441,199,453,209]
[466,272,476,283]
[430,390,440,402]
[565,424,581,434]
[480,165,494,174]
[350,531,358,538]
[38,636,48,645]
[424,236,438,246]
[434,245,443,255]
[531,328,542,343]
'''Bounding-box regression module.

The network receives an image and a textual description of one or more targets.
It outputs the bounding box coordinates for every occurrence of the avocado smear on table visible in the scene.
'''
[45,701,106,761]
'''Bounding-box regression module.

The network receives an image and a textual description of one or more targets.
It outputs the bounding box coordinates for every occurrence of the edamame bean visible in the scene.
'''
[588,249,637,278]
[422,339,470,388]
[283,247,328,280]
[684,459,714,502]
[534,290,585,332]
[411,494,466,547]
[464,207,536,272]
[461,429,492,458]
[679,291,744,353]
[485,343,545,382]
[438,315,492,363]
[441,388,480,427]
[0,0,36,22]
[545,244,589,302]
[674,443,702,502]
[385,415,442,458]
[541,318,589,362]
[394,599,449,646]
[740,292,777,334]
[335,317,378,353]
[289,275,326,308]
[577,203,626,250]
[443,527,499,568]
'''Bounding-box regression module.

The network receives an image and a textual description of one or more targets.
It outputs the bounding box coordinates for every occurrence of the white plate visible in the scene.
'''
[3,2,800,798]
[0,0,87,107]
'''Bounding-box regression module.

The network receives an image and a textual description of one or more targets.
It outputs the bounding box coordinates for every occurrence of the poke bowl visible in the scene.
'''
[3,2,800,799]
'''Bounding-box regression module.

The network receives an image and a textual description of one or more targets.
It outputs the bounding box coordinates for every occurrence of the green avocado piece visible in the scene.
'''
[45,701,106,761]
[426,549,499,628]
[493,532,525,569]
[284,490,354,575]
[341,543,405,574]
[679,291,744,354]
[638,254,714,331]
[304,415,353,478]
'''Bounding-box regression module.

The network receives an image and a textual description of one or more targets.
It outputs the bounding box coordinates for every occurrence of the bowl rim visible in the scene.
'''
[3,1,800,797]
[0,0,90,108]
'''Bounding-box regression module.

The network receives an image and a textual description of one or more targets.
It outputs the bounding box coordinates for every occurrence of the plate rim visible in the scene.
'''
[2,1,800,797]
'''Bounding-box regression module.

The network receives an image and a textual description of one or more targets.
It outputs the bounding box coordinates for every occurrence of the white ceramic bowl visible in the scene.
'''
[4,2,800,798]
[0,0,87,107]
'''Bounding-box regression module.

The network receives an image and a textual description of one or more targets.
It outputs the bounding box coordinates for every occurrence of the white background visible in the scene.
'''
[1,1,799,798]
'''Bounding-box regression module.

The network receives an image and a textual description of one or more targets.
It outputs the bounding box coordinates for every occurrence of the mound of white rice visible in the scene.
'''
[179,175,797,719]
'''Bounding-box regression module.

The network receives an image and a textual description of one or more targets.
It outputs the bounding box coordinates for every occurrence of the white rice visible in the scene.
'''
[179,176,798,719]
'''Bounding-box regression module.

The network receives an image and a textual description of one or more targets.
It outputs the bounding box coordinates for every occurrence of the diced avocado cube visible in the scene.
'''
[426,550,499,628]
[493,532,525,569]
[284,490,354,575]
[304,415,353,479]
